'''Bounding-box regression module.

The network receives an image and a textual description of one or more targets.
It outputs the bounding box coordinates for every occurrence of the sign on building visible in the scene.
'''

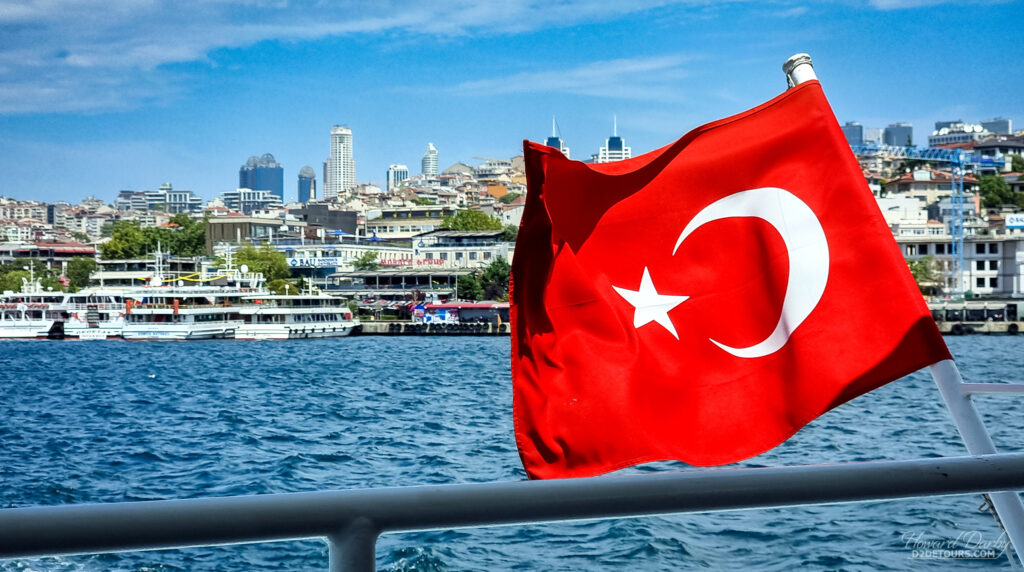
[1006,213,1024,229]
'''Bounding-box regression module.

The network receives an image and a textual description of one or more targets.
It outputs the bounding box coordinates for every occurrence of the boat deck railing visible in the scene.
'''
[0,451,1023,571]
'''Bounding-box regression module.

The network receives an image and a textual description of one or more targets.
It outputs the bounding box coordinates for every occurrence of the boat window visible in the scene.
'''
[945,309,963,321]
[985,308,1005,321]
[930,310,943,321]
[965,309,985,321]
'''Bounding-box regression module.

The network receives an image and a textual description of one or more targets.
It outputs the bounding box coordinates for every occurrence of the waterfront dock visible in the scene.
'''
[356,321,509,336]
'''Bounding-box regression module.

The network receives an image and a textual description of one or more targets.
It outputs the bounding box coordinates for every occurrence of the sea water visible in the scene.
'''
[0,336,1020,571]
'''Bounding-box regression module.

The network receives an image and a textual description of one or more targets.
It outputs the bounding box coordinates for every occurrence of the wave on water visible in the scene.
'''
[0,336,1019,570]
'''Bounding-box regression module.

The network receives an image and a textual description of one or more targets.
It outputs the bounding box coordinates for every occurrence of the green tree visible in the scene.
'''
[265,278,300,295]
[66,257,97,291]
[99,221,150,259]
[481,256,511,300]
[500,224,518,242]
[71,232,90,243]
[907,256,938,296]
[414,197,435,206]
[498,192,522,204]
[440,209,502,231]
[100,223,115,238]
[0,270,30,293]
[0,259,60,292]
[233,244,290,282]
[352,251,380,271]
[455,271,483,301]
[1010,154,1024,173]
[977,174,1022,209]
[98,216,206,259]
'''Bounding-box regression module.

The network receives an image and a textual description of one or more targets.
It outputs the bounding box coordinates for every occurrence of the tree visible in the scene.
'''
[71,232,91,243]
[440,209,502,231]
[1010,154,1024,174]
[0,258,61,292]
[66,257,97,291]
[98,216,206,259]
[414,197,435,206]
[233,244,290,282]
[265,278,300,295]
[480,256,511,300]
[498,192,522,204]
[500,224,518,242]
[352,251,380,271]
[455,271,483,301]
[977,174,1022,209]
[907,256,938,296]
[99,221,147,259]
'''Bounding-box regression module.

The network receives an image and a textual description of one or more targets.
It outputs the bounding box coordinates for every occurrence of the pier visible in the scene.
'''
[356,321,509,336]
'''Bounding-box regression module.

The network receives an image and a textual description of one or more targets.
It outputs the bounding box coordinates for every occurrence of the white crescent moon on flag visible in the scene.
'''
[673,187,829,358]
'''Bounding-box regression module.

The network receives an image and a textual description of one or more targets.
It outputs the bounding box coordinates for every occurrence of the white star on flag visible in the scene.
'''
[612,267,688,339]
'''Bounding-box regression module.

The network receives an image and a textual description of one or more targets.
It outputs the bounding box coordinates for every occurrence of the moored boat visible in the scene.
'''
[234,292,359,340]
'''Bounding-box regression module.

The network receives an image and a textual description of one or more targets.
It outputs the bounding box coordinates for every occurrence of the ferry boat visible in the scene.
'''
[119,246,263,341]
[0,279,125,340]
[234,291,359,340]
[928,299,1024,335]
[121,287,251,340]
[58,290,126,339]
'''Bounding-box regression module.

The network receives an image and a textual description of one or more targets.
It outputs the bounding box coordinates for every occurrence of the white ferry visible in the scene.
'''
[928,299,1024,335]
[235,292,359,340]
[59,290,126,339]
[0,279,125,339]
[121,286,252,340]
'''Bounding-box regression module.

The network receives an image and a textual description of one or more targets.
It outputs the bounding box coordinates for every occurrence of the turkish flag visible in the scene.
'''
[510,80,951,480]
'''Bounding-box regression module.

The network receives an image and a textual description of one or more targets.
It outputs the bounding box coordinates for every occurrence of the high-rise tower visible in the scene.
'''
[545,117,570,158]
[387,164,410,191]
[298,166,316,203]
[593,116,631,163]
[326,125,355,199]
[239,153,284,202]
[421,143,438,176]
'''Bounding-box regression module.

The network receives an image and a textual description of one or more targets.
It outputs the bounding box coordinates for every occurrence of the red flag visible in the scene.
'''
[510,80,951,480]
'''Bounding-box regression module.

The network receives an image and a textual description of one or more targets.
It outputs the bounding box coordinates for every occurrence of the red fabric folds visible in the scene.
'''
[510,81,951,480]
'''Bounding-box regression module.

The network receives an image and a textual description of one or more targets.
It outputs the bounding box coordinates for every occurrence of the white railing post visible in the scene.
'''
[930,359,1024,566]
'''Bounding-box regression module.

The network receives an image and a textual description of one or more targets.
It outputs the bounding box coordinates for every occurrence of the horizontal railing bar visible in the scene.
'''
[2,453,1024,560]
[960,383,1024,394]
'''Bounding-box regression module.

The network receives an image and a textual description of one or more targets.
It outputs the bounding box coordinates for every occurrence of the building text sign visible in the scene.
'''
[289,257,342,268]
[1006,213,1024,229]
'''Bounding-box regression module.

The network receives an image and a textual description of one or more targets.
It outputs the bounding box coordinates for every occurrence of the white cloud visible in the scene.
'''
[0,0,712,113]
[448,55,697,102]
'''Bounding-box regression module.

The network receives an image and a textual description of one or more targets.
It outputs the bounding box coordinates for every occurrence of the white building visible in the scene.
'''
[422,143,439,176]
[592,117,631,163]
[326,125,355,200]
[387,164,410,192]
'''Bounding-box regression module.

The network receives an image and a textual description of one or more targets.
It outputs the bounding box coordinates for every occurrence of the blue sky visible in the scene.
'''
[0,0,1021,204]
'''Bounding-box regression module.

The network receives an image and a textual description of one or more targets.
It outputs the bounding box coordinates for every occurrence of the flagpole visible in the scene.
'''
[783,53,816,88]
[784,53,1024,565]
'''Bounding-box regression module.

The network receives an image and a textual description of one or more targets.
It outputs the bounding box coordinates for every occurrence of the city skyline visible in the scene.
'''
[0,1,1022,204]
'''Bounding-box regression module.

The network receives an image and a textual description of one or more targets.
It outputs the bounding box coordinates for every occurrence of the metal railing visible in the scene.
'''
[2,453,1024,571]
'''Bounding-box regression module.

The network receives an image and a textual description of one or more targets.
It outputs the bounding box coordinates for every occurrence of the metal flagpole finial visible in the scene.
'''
[783,53,816,88]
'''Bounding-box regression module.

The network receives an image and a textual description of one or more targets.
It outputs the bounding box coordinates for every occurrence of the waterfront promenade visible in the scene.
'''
[357,321,508,335]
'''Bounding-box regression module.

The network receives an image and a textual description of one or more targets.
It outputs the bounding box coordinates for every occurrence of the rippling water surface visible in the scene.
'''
[1,336,1021,570]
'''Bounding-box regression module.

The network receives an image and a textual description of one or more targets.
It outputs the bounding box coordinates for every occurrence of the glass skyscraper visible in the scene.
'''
[239,153,284,202]
[422,143,438,176]
[298,166,316,203]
